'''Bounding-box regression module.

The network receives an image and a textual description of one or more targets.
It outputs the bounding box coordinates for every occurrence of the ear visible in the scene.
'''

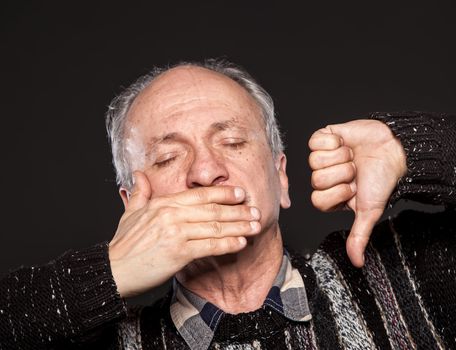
[276,153,291,209]
[119,187,131,210]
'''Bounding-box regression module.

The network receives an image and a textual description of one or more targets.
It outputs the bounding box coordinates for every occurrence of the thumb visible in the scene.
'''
[126,171,152,212]
[346,209,382,268]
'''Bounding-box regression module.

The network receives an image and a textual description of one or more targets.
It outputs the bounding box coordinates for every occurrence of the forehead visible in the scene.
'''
[125,66,264,134]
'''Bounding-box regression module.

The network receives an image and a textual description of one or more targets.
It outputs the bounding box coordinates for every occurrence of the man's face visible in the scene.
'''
[123,66,290,234]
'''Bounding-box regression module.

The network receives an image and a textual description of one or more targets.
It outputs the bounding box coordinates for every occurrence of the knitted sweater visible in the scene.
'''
[115,207,455,350]
[0,112,455,349]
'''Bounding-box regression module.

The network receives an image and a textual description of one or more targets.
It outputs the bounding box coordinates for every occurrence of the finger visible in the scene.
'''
[311,162,356,190]
[321,120,392,150]
[308,130,343,151]
[346,209,383,268]
[176,204,260,223]
[309,146,354,170]
[184,220,261,240]
[167,186,246,206]
[311,183,356,212]
[126,171,152,212]
[188,236,248,259]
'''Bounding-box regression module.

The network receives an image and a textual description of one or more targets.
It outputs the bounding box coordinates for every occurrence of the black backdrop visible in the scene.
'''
[1,1,455,302]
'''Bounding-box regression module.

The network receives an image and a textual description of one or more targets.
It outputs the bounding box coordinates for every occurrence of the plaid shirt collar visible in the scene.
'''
[169,251,312,350]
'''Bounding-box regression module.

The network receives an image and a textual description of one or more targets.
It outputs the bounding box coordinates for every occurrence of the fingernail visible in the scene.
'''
[339,137,344,146]
[250,221,260,232]
[250,207,260,220]
[350,181,357,192]
[238,237,246,245]
[349,148,354,159]
[234,187,245,200]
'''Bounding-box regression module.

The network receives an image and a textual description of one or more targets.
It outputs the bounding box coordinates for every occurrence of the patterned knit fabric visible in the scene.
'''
[370,111,456,206]
[0,243,126,349]
[163,252,311,350]
[0,112,455,349]
[115,207,455,349]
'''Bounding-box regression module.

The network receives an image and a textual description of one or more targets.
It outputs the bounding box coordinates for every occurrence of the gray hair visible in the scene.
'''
[105,59,284,190]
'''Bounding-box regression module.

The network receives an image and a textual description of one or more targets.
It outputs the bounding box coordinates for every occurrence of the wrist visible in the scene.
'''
[390,136,408,181]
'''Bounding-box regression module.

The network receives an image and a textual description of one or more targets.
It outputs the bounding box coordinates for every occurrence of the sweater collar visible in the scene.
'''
[169,251,312,350]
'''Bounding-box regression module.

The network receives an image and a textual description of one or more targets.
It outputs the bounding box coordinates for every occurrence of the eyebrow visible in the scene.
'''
[146,132,178,149]
[210,119,239,132]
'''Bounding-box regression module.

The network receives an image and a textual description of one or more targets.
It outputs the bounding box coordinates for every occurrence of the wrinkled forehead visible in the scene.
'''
[125,66,265,136]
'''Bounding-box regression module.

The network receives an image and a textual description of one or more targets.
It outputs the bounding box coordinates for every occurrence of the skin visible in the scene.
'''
[308,120,407,266]
[109,65,407,313]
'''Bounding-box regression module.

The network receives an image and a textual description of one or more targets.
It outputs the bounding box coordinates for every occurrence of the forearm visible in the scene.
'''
[370,111,456,206]
[0,242,127,349]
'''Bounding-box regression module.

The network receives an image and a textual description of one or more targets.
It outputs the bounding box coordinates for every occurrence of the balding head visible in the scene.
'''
[106,59,283,190]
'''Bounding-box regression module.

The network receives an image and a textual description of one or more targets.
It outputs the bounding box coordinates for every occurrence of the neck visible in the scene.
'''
[176,223,284,314]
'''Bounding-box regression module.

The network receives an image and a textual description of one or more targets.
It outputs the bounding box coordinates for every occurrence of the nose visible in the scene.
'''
[186,147,229,188]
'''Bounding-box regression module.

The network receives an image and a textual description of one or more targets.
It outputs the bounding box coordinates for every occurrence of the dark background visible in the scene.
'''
[1,1,455,303]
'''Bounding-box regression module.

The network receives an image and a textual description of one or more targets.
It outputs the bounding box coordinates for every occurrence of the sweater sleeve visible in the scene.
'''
[369,111,456,206]
[0,241,127,349]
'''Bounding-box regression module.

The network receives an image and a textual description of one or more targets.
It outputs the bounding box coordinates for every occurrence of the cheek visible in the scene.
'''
[144,169,188,197]
[232,153,280,200]
[254,157,283,206]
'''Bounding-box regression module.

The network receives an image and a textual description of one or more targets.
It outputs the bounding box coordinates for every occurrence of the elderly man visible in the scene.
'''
[0,60,455,349]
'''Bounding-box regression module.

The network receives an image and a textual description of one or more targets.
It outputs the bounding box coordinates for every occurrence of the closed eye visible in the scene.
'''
[224,140,247,149]
[154,156,176,168]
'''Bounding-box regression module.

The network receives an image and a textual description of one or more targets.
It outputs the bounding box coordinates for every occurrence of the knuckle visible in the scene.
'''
[335,184,352,204]
[209,203,221,216]
[308,152,320,169]
[210,221,222,236]
[311,129,322,138]
[207,238,218,251]
[226,238,238,251]
[308,134,319,149]
[310,173,317,188]
[343,146,353,160]
[311,191,330,212]
[342,184,353,198]
[308,138,314,149]
[346,162,356,178]
[167,224,180,237]
[156,206,174,221]
[311,191,321,207]
[218,237,233,252]
[328,136,339,149]
[194,188,208,203]
[311,171,324,189]
[320,205,332,213]
[310,128,322,138]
